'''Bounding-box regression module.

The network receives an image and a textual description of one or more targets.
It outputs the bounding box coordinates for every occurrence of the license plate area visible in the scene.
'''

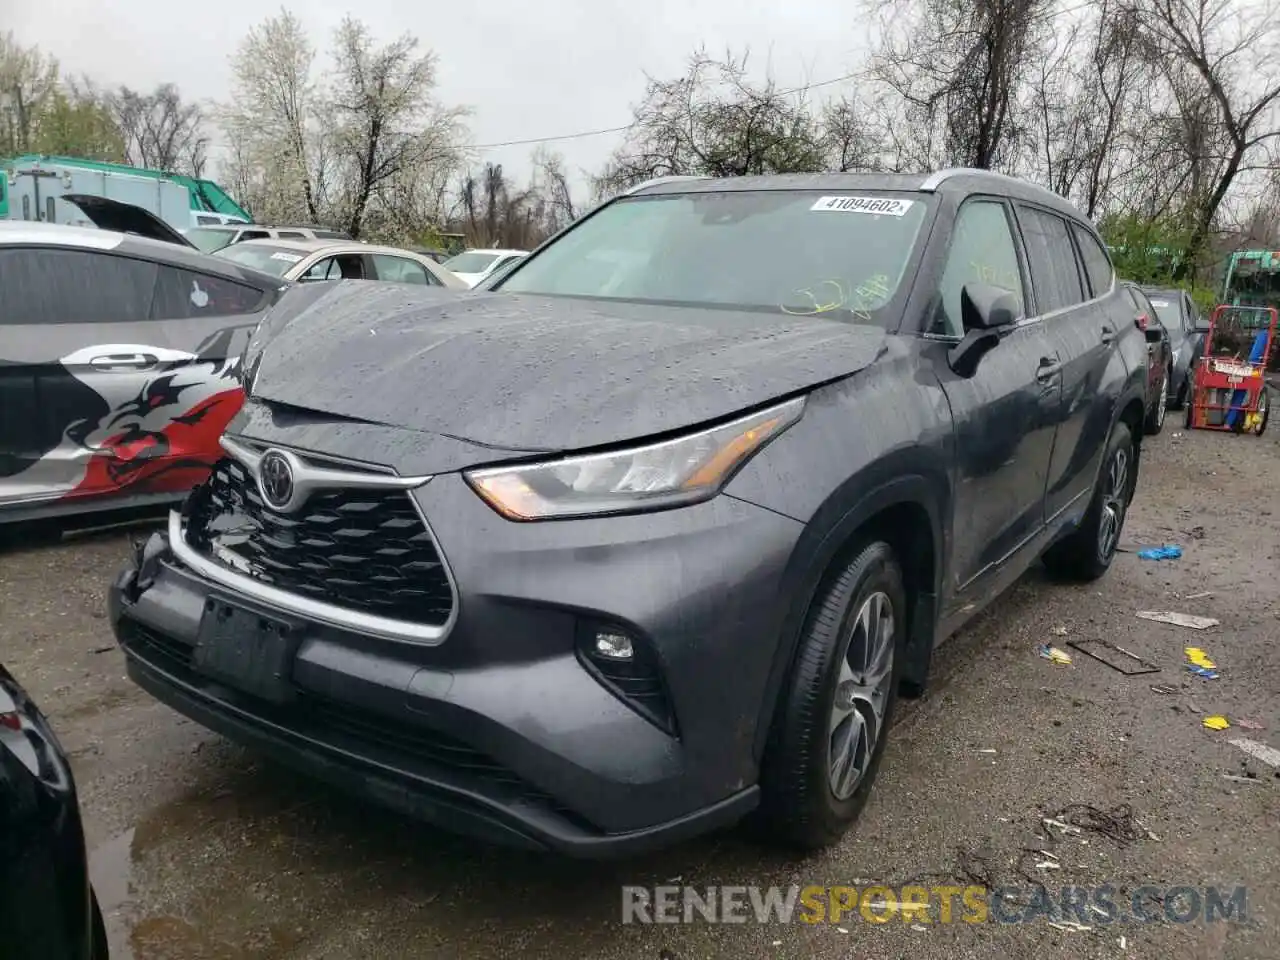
[193,597,300,704]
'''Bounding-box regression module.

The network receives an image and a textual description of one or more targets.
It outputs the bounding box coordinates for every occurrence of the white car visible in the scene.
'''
[214,238,467,288]
[441,248,529,288]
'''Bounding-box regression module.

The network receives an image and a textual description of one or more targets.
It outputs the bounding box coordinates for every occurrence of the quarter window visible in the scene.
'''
[1072,225,1114,298]
[152,266,265,318]
[934,200,1025,337]
[1016,206,1086,314]
[0,248,156,324]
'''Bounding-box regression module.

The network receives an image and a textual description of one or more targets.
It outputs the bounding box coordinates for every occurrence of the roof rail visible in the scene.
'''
[918,168,1038,193]
[624,175,710,196]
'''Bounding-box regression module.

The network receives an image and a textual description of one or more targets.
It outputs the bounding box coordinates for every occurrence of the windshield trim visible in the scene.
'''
[491,188,935,331]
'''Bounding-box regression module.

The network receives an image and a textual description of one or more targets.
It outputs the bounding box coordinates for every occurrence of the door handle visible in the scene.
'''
[89,353,158,371]
[1036,359,1063,382]
[1101,326,1116,346]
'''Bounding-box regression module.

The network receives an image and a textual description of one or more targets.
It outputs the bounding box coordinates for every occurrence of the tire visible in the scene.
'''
[760,540,906,849]
[1169,371,1188,411]
[90,888,109,960]
[1255,387,1270,437]
[1042,421,1137,582]
[1144,364,1169,435]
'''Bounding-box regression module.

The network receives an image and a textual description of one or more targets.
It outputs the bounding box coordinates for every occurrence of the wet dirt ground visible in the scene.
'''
[2,424,1277,960]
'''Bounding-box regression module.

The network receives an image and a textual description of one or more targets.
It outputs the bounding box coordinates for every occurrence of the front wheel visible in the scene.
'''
[1043,421,1137,582]
[761,540,905,849]
[1255,387,1270,437]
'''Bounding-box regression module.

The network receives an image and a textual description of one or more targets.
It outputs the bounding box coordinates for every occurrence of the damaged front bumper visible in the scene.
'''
[108,504,783,857]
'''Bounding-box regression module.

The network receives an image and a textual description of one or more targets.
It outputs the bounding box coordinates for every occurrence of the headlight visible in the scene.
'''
[465,396,805,520]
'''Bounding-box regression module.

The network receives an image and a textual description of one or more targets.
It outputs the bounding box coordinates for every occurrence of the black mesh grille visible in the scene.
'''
[184,456,452,626]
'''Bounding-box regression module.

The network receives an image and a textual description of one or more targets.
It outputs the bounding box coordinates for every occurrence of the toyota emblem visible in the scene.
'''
[258,450,295,511]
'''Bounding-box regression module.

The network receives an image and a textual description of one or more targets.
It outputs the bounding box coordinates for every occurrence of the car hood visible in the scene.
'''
[61,194,195,248]
[248,282,887,452]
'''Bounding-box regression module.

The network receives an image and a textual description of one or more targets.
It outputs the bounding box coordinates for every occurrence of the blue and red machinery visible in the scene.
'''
[1185,305,1275,435]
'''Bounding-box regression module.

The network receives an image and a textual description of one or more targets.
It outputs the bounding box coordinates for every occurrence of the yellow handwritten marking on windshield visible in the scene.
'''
[781,279,849,316]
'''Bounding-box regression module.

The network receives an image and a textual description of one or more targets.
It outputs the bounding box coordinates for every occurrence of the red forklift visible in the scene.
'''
[1185,304,1275,435]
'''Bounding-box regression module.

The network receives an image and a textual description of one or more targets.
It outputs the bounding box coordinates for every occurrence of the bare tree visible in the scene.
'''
[594,48,828,197]
[868,0,1054,170]
[108,83,209,174]
[531,146,579,232]
[327,17,469,238]
[0,32,59,154]
[1126,0,1280,276]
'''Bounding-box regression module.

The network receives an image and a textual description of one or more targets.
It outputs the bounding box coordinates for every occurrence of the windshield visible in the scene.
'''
[496,191,929,322]
[185,227,238,254]
[215,243,306,277]
[443,251,500,274]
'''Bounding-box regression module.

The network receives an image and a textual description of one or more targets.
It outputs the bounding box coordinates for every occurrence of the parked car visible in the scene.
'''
[110,169,1149,857]
[192,212,250,227]
[1123,283,1174,435]
[1140,285,1208,409]
[0,219,285,526]
[1,663,108,959]
[441,248,528,287]
[182,224,352,255]
[213,238,467,288]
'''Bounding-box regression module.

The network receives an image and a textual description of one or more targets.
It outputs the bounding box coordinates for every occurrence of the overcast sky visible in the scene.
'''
[10,0,875,194]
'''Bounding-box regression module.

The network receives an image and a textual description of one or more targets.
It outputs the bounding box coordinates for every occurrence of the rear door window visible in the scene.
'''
[371,254,436,285]
[1015,205,1086,314]
[0,248,156,324]
[152,266,266,319]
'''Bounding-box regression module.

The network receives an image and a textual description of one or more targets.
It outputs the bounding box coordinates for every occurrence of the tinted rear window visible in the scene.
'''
[1016,206,1086,313]
[497,191,930,324]
[0,248,156,324]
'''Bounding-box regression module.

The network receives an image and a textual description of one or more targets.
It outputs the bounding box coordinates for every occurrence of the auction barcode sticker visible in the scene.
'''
[811,196,914,217]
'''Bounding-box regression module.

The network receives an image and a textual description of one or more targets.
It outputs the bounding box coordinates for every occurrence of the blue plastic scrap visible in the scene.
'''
[1137,544,1183,561]
[1186,665,1220,680]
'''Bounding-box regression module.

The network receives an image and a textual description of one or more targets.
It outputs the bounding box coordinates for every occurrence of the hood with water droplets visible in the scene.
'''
[249,282,888,452]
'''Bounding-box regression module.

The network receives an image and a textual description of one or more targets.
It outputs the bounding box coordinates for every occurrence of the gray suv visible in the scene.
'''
[110,169,1149,856]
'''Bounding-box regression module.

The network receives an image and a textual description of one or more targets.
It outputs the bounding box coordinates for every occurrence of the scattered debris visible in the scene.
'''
[1187,665,1221,680]
[1120,934,1127,950]
[1235,718,1266,731]
[1051,625,1069,637]
[90,645,114,654]
[910,924,928,932]
[977,748,997,754]
[1229,738,1280,769]
[1185,647,1217,669]
[1136,611,1219,629]
[1149,683,1180,694]
[1203,715,1231,730]
[1137,544,1182,560]
[1037,644,1073,665]
[1034,859,1062,870]
[1047,920,1092,932]
[836,927,849,934]
[1068,639,1160,676]
[1183,590,1214,601]
[1222,774,1267,785]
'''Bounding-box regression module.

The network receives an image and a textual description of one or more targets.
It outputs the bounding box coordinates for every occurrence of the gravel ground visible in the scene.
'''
[2,424,1277,960]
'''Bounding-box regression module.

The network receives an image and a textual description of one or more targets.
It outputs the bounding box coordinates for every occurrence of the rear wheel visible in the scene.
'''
[1255,387,1270,437]
[1144,364,1169,435]
[761,540,905,849]
[1043,421,1137,582]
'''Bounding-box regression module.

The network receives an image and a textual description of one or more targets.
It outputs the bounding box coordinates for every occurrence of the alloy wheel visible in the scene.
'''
[1097,445,1130,561]
[828,591,895,801]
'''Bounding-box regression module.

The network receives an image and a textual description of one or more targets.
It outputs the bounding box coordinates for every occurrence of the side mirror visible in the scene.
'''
[948,283,1021,378]
[960,282,1021,331]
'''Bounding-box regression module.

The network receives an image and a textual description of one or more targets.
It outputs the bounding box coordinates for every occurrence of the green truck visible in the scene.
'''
[0,154,251,231]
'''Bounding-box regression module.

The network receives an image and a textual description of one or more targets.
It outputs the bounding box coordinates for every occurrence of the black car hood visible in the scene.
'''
[249,282,887,452]
[61,194,196,248]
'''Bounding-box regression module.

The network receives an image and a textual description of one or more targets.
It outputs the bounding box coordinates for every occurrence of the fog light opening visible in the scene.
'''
[593,630,634,660]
